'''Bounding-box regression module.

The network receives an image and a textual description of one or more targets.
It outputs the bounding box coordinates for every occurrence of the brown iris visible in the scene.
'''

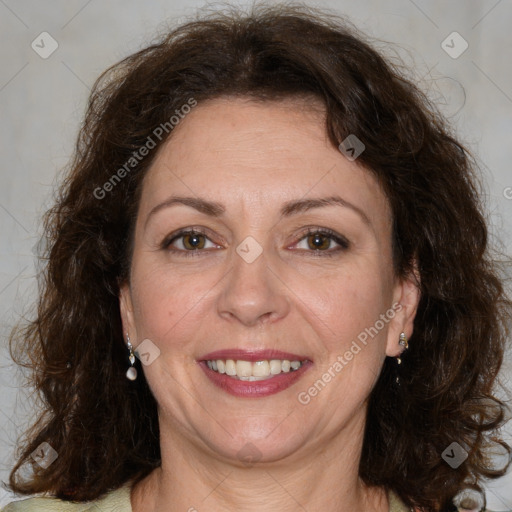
[182,233,206,250]
[307,233,330,250]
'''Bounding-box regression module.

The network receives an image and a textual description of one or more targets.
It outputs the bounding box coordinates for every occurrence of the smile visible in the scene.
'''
[206,359,304,380]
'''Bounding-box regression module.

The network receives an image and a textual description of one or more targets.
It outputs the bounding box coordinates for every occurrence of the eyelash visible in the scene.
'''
[161,228,220,257]
[296,227,350,256]
[161,227,350,258]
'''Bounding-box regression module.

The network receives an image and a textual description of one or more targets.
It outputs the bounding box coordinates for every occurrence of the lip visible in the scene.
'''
[200,349,310,362]
[198,349,313,398]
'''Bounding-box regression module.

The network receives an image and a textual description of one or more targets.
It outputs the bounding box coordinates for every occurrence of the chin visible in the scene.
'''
[205,425,307,466]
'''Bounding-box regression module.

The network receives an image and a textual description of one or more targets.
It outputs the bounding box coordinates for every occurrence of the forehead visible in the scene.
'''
[138,97,391,231]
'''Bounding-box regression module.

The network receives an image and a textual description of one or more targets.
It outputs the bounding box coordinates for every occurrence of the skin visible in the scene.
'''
[120,96,420,512]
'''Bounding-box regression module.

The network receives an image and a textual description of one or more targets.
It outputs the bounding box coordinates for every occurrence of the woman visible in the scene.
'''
[3,3,511,512]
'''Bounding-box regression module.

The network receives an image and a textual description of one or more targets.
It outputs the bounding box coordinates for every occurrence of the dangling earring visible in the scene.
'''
[395,332,408,384]
[125,335,137,381]
[398,331,408,350]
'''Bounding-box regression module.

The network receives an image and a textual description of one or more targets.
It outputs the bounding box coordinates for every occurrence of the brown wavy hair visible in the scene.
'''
[6,3,511,511]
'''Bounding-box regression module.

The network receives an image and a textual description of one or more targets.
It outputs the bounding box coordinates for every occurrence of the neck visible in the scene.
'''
[131,412,388,512]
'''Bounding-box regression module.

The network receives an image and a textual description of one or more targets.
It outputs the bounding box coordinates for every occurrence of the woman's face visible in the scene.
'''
[120,97,418,466]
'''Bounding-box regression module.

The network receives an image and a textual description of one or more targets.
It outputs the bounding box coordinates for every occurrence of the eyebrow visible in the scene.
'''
[280,196,371,227]
[145,196,225,229]
[145,195,371,229]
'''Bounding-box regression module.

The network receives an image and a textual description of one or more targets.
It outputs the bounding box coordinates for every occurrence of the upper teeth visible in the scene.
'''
[206,359,303,380]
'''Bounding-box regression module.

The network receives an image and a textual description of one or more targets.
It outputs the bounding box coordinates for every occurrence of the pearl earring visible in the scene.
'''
[395,332,408,385]
[125,335,137,381]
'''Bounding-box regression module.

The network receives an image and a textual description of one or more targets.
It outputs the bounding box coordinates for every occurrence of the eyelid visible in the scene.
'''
[292,226,349,246]
[161,227,222,251]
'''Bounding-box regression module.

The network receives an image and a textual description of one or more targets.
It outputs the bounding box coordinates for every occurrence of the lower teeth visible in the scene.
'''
[237,375,272,381]
[218,367,301,380]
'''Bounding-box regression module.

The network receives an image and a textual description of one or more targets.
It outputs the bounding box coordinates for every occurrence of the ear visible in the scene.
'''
[385,266,421,357]
[119,281,137,345]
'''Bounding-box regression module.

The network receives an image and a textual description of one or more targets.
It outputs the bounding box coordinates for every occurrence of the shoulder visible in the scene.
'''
[1,498,96,512]
[1,482,133,512]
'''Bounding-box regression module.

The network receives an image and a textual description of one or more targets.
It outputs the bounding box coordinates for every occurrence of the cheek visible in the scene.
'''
[295,272,391,413]
[301,264,393,356]
[129,259,216,342]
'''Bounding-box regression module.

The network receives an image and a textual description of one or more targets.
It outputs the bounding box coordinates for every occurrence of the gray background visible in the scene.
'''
[0,0,511,509]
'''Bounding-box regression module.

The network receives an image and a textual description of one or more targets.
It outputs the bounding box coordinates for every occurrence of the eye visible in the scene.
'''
[162,229,221,254]
[294,228,349,254]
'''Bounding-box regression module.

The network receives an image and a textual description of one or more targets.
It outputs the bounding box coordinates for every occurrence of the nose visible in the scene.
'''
[216,245,290,327]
